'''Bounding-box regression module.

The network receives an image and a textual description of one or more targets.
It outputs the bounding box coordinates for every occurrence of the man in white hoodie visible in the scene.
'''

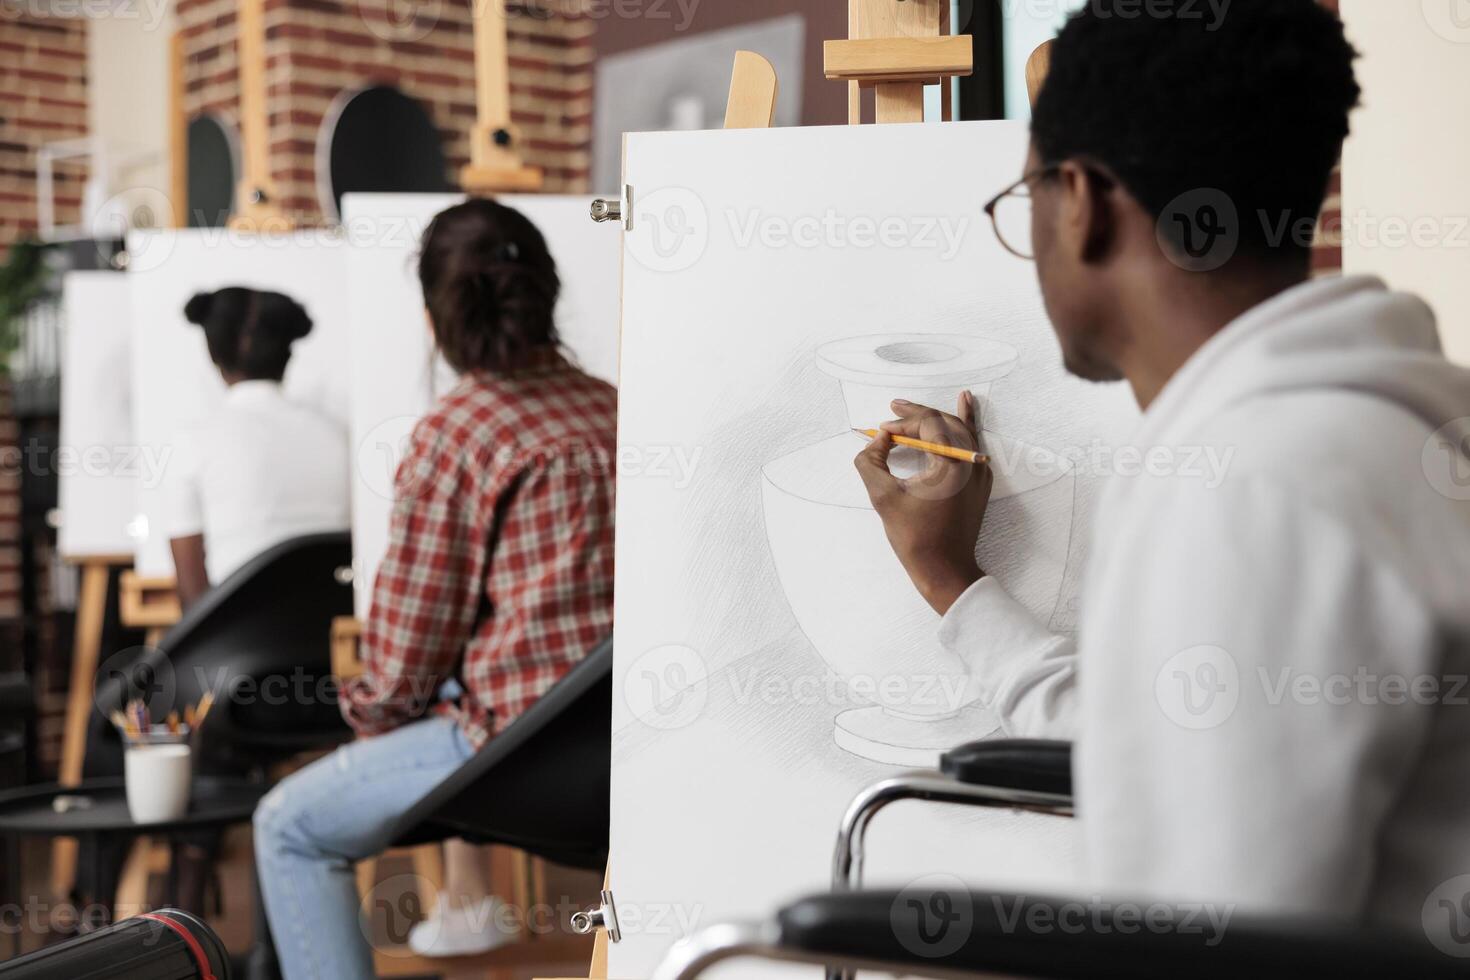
[855,0,1470,941]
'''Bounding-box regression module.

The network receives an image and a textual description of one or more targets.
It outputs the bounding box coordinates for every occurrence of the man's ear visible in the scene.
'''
[1055,161,1115,264]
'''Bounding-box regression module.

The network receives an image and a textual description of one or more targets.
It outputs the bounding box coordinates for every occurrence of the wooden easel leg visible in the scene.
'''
[874,81,926,123]
[52,562,110,898]
[588,867,610,978]
[529,855,547,918]
[355,858,375,900]
[589,930,608,978]
[114,839,150,918]
[510,850,534,927]
[409,844,443,909]
[114,837,173,919]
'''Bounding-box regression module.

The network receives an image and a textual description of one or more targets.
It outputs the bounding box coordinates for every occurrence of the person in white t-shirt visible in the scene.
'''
[165,287,350,609]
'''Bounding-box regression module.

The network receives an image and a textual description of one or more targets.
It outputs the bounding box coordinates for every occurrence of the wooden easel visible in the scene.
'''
[228,0,289,230]
[118,572,182,647]
[825,0,973,124]
[460,0,543,195]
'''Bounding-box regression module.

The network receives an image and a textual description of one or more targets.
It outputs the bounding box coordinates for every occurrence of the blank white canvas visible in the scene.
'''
[58,271,138,559]
[341,193,622,616]
[610,121,1138,975]
[126,229,352,576]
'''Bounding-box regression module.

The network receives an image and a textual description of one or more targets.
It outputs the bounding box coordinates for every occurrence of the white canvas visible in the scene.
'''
[341,193,622,616]
[58,271,138,560]
[610,121,1139,975]
[126,229,353,576]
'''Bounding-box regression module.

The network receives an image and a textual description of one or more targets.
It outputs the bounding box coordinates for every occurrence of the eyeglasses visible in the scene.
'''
[983,165,1061,261]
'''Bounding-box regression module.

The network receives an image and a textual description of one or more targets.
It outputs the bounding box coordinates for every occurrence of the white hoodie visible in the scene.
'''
[940,275,1470,932]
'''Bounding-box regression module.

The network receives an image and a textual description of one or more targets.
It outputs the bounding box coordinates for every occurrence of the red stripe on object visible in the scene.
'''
[138,912,218,980]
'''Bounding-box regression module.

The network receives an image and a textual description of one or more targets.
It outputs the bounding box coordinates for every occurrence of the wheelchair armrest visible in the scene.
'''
[772,889,1458,980]
[939,738,1072,798]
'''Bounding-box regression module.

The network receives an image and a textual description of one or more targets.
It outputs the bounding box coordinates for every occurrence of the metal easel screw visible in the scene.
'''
[493,128,513,147]
[590,199,621,223]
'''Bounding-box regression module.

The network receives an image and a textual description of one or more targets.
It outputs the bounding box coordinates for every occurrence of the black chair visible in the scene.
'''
[651,888,1469,979]
[86,532,355,780]
[385,635,612,872]
[833,739,1072,894]
[652,738,1470,979]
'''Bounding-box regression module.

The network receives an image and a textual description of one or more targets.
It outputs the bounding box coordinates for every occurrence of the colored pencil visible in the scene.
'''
[852,428,989,465]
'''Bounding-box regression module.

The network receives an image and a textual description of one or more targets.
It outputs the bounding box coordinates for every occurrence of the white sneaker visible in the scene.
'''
[407,894,518,958]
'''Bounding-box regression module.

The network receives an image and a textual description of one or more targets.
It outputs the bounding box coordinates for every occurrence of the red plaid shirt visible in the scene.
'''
[342,353,616,748]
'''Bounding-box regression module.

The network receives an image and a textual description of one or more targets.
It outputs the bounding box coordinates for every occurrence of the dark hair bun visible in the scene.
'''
[184,292,215,326]
[182,286,312,381]
[284,310,313,341]
[417,199,561,375]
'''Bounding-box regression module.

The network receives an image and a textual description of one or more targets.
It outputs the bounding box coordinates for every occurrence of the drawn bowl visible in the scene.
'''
[816,333,1019,429]
[760,432,1075,762]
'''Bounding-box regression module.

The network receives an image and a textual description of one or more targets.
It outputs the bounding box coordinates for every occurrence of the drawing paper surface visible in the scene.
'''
[126,230,352,576]
[59,271,137,559]
[611,121,1139,975]
[341,193,622,615]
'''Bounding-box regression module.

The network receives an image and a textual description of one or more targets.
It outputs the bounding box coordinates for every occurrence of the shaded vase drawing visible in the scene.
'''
[761,334,1078,766]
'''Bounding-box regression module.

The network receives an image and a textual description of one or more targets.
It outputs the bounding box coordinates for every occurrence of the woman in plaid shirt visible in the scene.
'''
[254,199,616,979]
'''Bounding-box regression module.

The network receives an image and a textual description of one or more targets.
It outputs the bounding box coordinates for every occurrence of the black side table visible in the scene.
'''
[0,776,267,955]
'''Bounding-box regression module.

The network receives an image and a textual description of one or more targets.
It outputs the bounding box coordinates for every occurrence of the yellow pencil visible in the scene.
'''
[853,428,989,465]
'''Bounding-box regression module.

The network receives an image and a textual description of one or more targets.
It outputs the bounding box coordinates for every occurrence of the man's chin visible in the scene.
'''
[1062,351,1125,384]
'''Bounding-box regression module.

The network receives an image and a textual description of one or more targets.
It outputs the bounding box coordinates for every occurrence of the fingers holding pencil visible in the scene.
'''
[863,392,988,466]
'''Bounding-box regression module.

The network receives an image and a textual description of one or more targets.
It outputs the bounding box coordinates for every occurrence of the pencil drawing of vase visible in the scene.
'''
[761,333,1077,766]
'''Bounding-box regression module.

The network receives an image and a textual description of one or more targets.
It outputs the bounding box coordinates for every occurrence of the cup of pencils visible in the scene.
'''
[113,693,214,824]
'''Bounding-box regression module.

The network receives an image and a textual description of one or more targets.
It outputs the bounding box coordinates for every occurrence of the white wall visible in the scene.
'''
[1341,0,1470,365]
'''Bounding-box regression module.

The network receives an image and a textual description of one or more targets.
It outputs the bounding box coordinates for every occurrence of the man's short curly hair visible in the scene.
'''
[1031,0,1361,263]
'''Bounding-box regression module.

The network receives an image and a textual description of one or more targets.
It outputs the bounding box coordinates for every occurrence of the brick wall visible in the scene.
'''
[0,14,85,631]
[0,14,89,255]
[176,0,593,223]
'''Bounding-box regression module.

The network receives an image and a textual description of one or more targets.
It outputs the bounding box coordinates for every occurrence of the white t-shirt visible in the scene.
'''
[165,380,351,585]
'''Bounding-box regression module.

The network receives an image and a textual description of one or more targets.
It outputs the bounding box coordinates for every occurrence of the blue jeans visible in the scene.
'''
[253,716,474,980]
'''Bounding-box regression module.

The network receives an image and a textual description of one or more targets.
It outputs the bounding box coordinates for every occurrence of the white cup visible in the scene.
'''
[124,743,193,824]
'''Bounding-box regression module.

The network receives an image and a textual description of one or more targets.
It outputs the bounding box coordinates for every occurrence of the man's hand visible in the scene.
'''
[854,392,993,616]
